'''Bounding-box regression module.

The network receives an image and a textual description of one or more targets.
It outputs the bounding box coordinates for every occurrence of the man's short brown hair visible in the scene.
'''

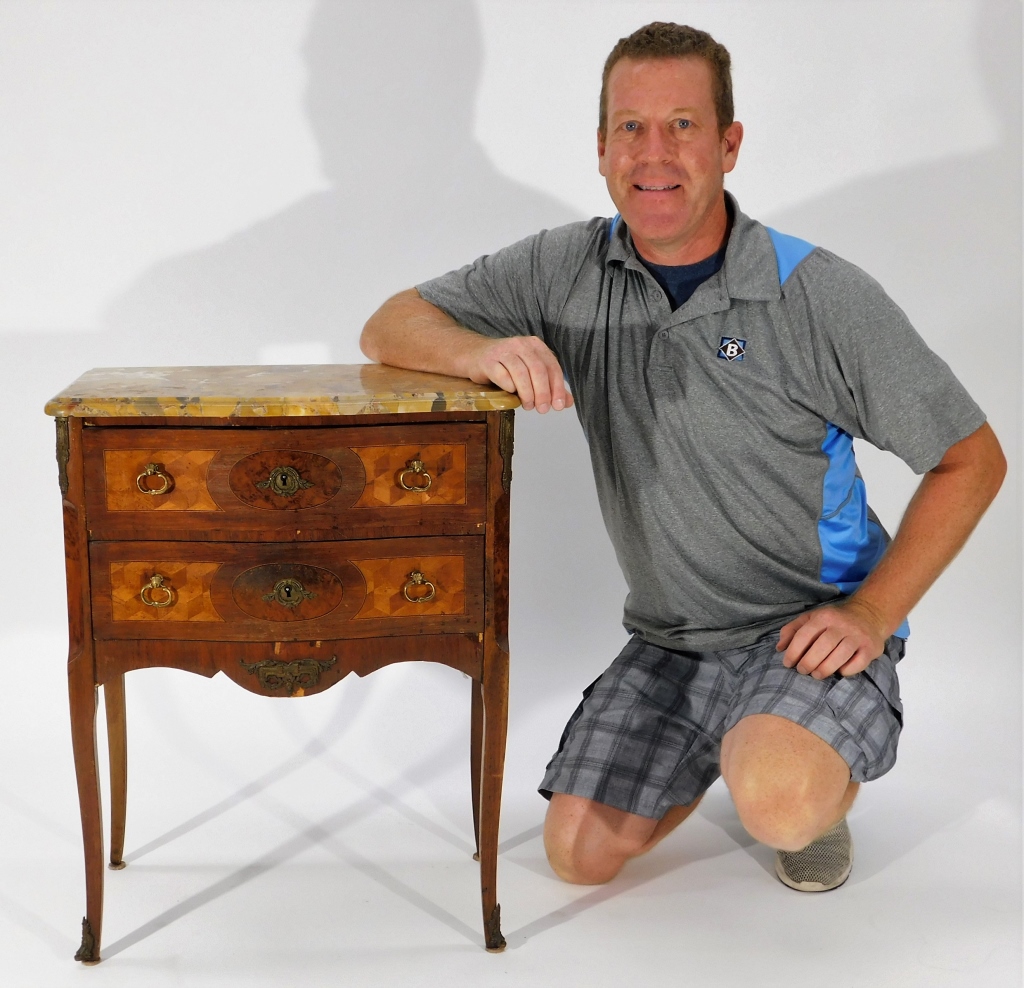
[599,22,734,136]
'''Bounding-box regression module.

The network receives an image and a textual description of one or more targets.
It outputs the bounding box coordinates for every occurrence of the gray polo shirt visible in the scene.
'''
[417,196,985,650]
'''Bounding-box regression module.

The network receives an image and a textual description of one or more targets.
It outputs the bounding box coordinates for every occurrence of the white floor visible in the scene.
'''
[1,626,1019,988]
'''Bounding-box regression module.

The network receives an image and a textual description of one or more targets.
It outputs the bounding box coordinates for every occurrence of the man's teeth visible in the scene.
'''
[637,184,679,190]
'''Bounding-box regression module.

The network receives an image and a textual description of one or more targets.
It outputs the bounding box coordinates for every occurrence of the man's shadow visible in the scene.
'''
[97,0,627,698]
[101,0,582,367]
[8,1,624,737]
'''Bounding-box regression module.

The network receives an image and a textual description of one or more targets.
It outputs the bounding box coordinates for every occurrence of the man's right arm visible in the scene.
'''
[360,288,573,414]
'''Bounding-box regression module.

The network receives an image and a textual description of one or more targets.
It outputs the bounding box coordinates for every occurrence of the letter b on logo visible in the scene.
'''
[717,337,747,362]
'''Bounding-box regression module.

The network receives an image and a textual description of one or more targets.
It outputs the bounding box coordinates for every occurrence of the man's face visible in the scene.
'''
[598,56,743,262]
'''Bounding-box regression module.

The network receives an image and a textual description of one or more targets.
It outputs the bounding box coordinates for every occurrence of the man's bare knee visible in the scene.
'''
[545,840,630,885]
[722,714,854,850]
[543,793,652,884]
[731,781,823,851]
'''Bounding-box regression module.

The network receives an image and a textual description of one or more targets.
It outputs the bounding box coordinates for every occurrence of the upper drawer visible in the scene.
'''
[83,425,487,540]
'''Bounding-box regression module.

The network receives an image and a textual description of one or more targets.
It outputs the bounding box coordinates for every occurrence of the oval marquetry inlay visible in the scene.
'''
[231,563,344,621]
[228,450,343,509]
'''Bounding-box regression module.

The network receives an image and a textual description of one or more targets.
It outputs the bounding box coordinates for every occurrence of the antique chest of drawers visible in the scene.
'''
[45,364,518,963]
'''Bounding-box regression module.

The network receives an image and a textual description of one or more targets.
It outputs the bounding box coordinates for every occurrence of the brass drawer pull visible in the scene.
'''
[140,574,176,608]
[398,459,432,492]
[256,466,315,497]
[402,570,436,603]
[262,578,316,608]
[136,462,173,496]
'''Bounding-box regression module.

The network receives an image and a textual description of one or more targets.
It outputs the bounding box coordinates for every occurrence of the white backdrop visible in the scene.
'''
[0,2,1019,985]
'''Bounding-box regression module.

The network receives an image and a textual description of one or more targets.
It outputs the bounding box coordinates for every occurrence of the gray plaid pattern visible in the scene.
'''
[539,633,905,819]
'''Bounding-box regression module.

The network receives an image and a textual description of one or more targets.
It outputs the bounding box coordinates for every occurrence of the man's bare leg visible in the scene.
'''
[544,712,857,886]
[720,712,856,851]
[543,793,704,885]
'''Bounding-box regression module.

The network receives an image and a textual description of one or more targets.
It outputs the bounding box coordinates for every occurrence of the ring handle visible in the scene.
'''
[137,462,173,496]
[402,570,436,603]
[140,574,176,608]
[398,459,432,492]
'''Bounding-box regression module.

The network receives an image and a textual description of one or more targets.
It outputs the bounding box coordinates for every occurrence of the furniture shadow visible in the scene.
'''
[104,732,479,958]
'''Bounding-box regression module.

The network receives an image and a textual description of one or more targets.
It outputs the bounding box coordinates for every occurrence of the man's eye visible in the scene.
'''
[624,121,638,132]
[675,119,691,129]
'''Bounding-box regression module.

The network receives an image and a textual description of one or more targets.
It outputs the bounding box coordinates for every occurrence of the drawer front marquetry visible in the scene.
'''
[352,445,467,506]
[84,425,486,539]
[104,450,221,511]
[109,561,222,622]
[354,555,465,618]
[90,538,482,640]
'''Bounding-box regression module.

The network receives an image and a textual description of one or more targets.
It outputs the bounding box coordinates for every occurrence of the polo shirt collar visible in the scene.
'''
[604,192,781,302]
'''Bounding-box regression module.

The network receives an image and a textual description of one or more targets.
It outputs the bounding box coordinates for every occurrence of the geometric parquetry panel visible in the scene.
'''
[104,449,220,511]
[351,444,467,506]
[352,555,466,618]
[109,561,223,621]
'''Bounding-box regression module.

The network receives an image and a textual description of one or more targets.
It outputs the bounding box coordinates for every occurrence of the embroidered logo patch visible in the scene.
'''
[717,337,746,361]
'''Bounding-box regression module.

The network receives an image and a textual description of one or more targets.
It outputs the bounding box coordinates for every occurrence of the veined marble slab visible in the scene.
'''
[44,364,520,417]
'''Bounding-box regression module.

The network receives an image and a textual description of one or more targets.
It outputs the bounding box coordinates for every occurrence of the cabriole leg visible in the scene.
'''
[69,666,104,964]
[477,646,509,952]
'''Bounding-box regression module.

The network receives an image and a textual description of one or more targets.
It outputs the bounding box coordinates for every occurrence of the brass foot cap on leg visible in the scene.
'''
[109,859,127,871]
[483,904,506,952]
[472,851,480,861]
[74,918,99,964]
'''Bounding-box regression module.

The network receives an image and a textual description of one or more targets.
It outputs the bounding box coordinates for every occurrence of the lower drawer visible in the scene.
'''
[90,537,484,641]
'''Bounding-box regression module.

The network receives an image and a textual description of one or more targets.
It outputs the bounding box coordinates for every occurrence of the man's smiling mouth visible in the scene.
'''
[635,184,681,191]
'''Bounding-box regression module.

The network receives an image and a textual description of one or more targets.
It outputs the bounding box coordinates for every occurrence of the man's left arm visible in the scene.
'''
[778,421,1006,678]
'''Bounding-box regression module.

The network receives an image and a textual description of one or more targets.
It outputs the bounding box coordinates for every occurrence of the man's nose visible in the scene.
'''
[638,125,672,162]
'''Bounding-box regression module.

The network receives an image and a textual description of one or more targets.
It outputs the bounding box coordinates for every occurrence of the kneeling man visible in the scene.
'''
[360,22,1004,891]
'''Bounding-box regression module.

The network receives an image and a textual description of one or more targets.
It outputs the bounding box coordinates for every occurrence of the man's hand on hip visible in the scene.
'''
[776,597,888,679]
[465,335,574,414]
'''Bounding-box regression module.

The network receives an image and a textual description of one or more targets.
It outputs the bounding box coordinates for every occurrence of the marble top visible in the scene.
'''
[44,364,520,418]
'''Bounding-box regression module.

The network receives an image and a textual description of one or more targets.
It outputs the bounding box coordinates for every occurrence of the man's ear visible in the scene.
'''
[721,121,743,174]
[597,127,607,176]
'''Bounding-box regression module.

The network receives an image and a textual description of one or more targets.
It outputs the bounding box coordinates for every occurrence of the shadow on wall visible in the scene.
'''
[7,0,626,697]
[102,0,580,364]
[764,0,1021,603]
[762,0,1021,863]
[96,0,624,693]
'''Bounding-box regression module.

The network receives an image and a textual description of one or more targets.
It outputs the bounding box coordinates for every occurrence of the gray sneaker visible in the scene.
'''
[775,818,853,892]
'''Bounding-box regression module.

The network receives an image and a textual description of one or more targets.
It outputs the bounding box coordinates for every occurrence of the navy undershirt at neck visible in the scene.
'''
[639,244,726,311]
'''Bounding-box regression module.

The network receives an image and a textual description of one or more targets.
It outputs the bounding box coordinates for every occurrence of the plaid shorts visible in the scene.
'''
[539,632,905,819]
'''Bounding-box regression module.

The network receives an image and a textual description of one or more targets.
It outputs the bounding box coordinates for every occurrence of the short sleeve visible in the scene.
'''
[796,250,986,474]
[415,219,602,348]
